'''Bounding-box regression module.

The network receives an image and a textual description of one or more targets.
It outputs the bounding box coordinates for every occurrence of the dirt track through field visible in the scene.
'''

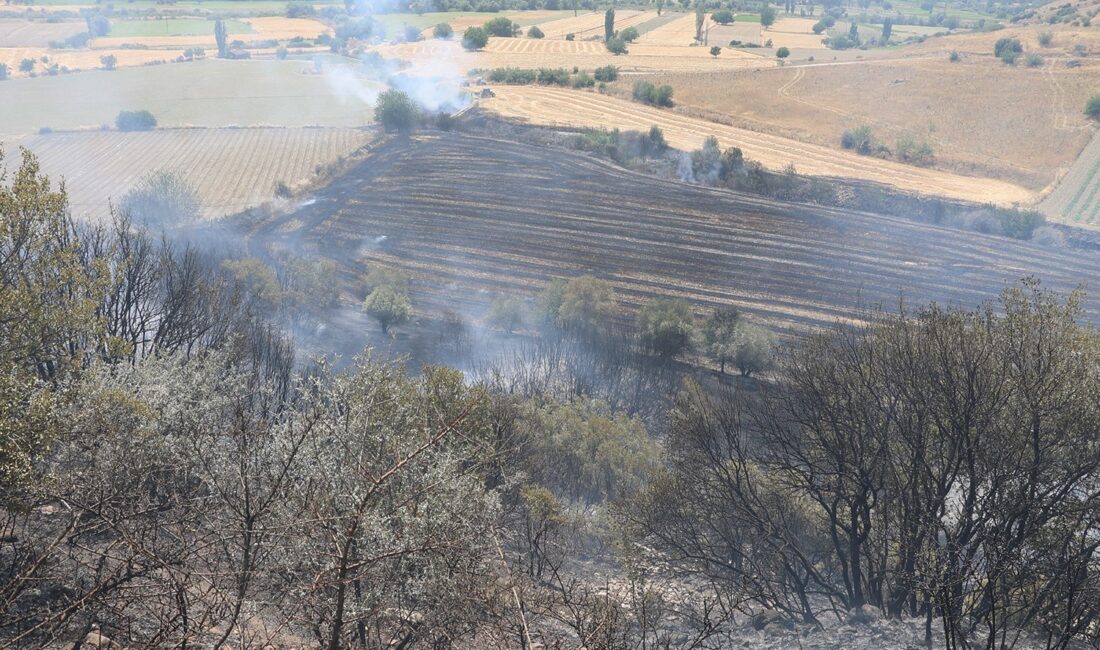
[249,132,1100,334]
[480,85,1034,204]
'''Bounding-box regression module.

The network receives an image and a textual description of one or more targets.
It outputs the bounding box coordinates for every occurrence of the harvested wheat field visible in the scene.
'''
[0,19,85,47]
[248,132,1100,334]
[1040,129,1100,227]
[631,54,1097,191]
[376,36,769,74]
[480,85,1032,204]
[529,9,650,40]
[7,128,370,219]
[762,17,828,50]
[636,13,702,46]
[0,47,188,76]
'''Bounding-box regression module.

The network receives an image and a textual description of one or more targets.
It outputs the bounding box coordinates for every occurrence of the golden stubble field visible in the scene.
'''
[480,84,1033,204]
[7,128,371,219]
[627,38,1098,192]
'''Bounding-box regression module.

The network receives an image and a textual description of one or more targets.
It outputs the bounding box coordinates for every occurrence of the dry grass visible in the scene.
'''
[0,19,85,47]
[631,49,1097,191]
[529,9,650,40]
[9,127,370,219]
[375,36,771,74]
[480,84,1033,204]
[0,47,187,75]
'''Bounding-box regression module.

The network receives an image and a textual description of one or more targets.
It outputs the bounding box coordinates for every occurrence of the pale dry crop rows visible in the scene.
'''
[481,85,1033,204]
[9,127,369,220]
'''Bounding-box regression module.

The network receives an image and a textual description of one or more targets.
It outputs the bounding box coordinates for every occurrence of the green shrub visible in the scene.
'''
[1038,30,1053,46]
[1001,50,1019,64]
[115,110,157,131]
[896,135,934,165]
[841,125,876,154]
[712,9,735,24]
[710,45,722,57]
[484,16,519,36]
[433,22,453,39]
[1026,53,1043,66]
[1085,95,1100,119]
[593,64,618,81]
[527,25,544,38]
[994,36,1022,58]
[373,89,418,132]
[619,26,639,42]
[776,46,790,58]
[488,67,537,83]
[463,26,489,50]
[572,71,595,88]
[404,25,421,42]
[565,32,575,40]
[536,67,571,85]
[632,80,673,107]
[949,49,960,61]
[605,36,628,54]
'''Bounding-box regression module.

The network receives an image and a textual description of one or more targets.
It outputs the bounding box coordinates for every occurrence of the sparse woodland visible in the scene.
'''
[4,133,1100,650]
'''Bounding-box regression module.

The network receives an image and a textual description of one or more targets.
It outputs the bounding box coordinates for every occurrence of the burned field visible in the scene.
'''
[250,131,1100,335]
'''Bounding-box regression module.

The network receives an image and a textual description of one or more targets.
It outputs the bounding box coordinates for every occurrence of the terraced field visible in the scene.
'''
[1040,129,1100,227]
[10,128,370,219]
[480,85,1033,204]
[248,132,1100,334]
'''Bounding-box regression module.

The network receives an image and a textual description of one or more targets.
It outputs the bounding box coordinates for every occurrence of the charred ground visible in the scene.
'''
[245,129,1100,341]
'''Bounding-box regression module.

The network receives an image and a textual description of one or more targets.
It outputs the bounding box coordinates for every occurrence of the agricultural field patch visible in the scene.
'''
[709,22,764,46]
[0,18,84,47]
[106,17,251,38]
[0,60,379,136]
[632,53,1097,191]
[480,84,1032,204]
[0,46,188,77]
[1040,129,1100,227]
[528,9,648,40]
[5,127,370,219]
[248,132,1100,335]
[376,35,770,75]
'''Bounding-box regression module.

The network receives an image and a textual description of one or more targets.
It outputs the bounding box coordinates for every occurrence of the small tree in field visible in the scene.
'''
[606,36,628,54]
[463,26,489,50]
[434,22,453,39]
[0,64,8,81]
[558,276,616,335]
[488,295,525,333]
[374,89,418,132]
[702,307,740,373]
[732,322,775,376]
[761,5,777,27]
[710,45,722,57]
[619,26,639,42]
[363,284,411,333]
[527,25,545,38]
[214,19,228,58]
[1086,95,1100,119]
[604,7,615,41]
[19,58,34,73]
[116,110,157,131]
[776,46,790,58]
[712,9,734,24]
[100,54,117,70]
[637,298,695,357]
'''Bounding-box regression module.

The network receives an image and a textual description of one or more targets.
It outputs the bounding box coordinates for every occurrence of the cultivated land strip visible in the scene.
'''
[480,85,1034,204]
[251,132,1099,334]
[1040,127,1100,227]
[8,128,369,219]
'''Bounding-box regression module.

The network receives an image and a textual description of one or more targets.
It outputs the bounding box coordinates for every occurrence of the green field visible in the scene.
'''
[107,17,252,37]
[0,60,378,137]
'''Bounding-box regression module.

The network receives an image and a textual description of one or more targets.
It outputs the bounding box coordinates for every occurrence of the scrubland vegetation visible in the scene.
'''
[5,0,1100,646]
[5,142,1100,647]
